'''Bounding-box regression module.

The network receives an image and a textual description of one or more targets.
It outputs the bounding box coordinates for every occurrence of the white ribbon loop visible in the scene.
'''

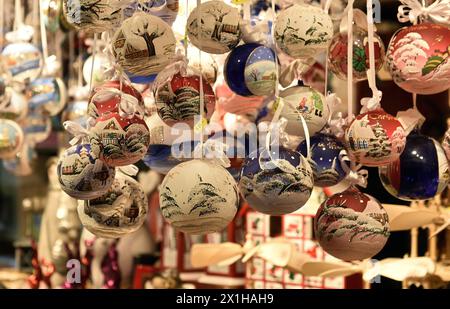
[118,164,139,177]
[279,58,315,88]
[193,139,231,168]
[91,87,144,119]
[397,0,450,25]
[339,149,368,188]
[63,121,90,146]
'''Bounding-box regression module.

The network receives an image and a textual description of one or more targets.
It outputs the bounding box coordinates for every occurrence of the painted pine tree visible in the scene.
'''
[365,123,391,159]
[160,187,183,219]
[187,175,225,216]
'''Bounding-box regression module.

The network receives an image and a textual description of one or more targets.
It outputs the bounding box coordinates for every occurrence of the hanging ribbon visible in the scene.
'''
[397,0,450,25]
[63,121,90,146]
[360,0,382,114]
[118,164,139,177]
[6,0,34,43]
[279,58,316,88]
[339,149,368,188]
[90,87,144,119]
[346,0,354,122]
[192,138,231,168]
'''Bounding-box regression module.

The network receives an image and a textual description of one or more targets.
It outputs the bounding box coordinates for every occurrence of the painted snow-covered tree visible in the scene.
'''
[187,175,225,216]
[275,18,304,45]
[390,126,406,153]
[390,32,430,81]
[160,187,183,219]
[316,200,390,242]
[365,123,391,159]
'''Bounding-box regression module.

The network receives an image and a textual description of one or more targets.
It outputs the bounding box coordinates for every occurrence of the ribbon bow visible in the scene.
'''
[118,164,139,177]
[397,108,426,135]
[91,87,144,119]
[397,0,450,25]
[193,139,231,168]
[279,58,316,88]
[63,121,90,146]
[360,89,382,114]
[339,149,368,188]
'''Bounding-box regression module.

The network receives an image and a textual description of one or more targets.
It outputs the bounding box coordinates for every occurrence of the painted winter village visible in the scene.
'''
[1,0,450,291]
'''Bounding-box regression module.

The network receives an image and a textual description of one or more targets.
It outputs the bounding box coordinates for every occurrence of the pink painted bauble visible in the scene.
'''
[155,72,216,127]
[328,27,385,82]
[386,23,450,95]
[314,187,390,261]
[345,109,406,167]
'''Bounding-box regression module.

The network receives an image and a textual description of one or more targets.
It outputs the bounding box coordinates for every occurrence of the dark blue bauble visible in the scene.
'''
[379,131,449,201]
[296,133,347,187]
[224,43,276,97]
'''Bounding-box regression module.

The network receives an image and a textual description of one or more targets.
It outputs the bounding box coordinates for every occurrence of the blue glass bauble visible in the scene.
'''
[297,133,347,187]
[224,43,276,97]
[379,131,449,201]
[239,146,313,215]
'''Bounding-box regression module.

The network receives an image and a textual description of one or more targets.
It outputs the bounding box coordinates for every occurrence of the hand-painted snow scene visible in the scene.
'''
[90,114,150,166]
[79,173,148,238]
[387,23,450,95]
[244,46,277,96]
[239,148,314,215]
[112,12,176,77]
[57,144,115,200]
[187,1,242,54]
[274,4,333,58]
[315,190,390,261]
[159,160,239,234]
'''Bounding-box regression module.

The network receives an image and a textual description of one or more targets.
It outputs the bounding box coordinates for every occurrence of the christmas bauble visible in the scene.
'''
[63,0,124,33]
[386,23,450,95]
[42,0,61,32]
[1,42,43,83]
[124,0,179,26]
[379,131,449,201]
[274,4,333,59]
[443,127,450,162]
[2,142,35,176]
[296,133,347,187]
[82,53,111,87]
[78,171,148,238]
[62,100,89,127]
[328,27,385,81]
[224,43,277,97]
[88,80,144,119]
[278,84,330,137]
[27,77,67,116]
[90,112,150,167]
[239,147,314,215]
[314,187,390,261]
[187,1,242,54]
[0,119,24,159]
[345,109,406,167]
[57,144,116,200]
[159,160,239,234]
[155,72,216,127]
[22,110,52,145]
[112,12,176,83]
[0,88,28,121]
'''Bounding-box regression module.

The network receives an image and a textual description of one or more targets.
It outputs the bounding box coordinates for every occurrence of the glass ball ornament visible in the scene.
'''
[314,186,390,261]
[159,159,239,235]
[22,110,52,145]
[345,109,406,167]
[27,77,67,116]
[78,171,148,238]
[154,71,216,127]
[278,84,330,138]
[0,88,28,121]
[274,3,333,59]
[112,12,176,83]
[239,146,314,215]
[296,133,347,187]
[62,100,89,127]
[42,0,61,32]
[63,0,125,33]
[328,27,385,81]
[0,119,24,159]
[224,43,277,97]
[379,130,449,201]
[186,1,242,54]
[57,144,116,200]
[2,142,36,177]
[83,53,111,87]
[386,23,450,95]
[1,42,43,83]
